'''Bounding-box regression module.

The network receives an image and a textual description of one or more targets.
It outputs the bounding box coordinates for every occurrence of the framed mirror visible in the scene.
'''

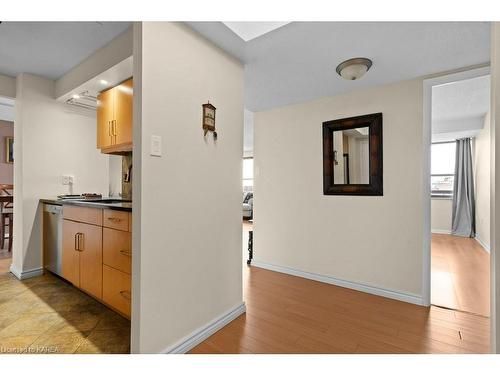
[322,113,383,196]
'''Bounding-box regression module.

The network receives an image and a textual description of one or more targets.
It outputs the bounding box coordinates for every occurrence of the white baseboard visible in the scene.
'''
[475,236,491,253]
[252,260,424,306]
[431,229,451,234]
[162,302,246,354]
[9,265,43,280]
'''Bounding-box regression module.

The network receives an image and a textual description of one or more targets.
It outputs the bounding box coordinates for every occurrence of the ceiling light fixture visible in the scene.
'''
[100,79,108,85]
[336,58,372,80]
[72,94,80,99]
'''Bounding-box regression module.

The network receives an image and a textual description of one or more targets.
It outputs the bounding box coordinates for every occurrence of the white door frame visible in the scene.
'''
[422,66,491,307]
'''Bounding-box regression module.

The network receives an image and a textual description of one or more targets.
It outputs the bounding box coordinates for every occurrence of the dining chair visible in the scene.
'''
[0,191,13,251]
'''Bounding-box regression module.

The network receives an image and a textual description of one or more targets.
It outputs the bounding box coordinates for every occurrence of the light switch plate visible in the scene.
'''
[150,135,162,157]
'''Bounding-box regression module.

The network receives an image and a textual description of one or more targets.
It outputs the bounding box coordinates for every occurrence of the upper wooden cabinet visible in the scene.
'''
[97,78,133,154]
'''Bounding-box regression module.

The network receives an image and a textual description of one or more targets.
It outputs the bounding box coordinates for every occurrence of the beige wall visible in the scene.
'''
[431,198,452,233]
[12,73,110,276]
[132,22,244,353]
[254,79,424,300]
[475,112,491,251]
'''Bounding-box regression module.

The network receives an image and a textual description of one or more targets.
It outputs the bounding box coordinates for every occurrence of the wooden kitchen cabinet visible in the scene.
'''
[62,219,81,287]
[96,78,133,154]
[97,88,114,149]
[103,265,131,318]
[114,79,133,147]
[60,205,132,319]
[78,222,103,299]
[103,209,129,232]
[62,218,103,299]
[103,227,131,274]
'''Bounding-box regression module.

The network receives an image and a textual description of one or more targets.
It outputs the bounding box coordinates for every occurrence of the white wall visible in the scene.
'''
[132,22,244,353]
[475,112,491,251]
[12,73,110,276]
[254,79,424,300]
[431,198,452,234]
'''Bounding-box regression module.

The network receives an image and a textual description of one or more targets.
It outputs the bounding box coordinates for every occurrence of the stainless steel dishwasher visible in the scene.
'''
[43,203,63,276]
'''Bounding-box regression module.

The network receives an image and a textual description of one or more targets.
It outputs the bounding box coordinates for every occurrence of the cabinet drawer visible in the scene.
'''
[103,265,131,318]
[103,209,129,231]
[103,228,131,274]
[63,205,102,226]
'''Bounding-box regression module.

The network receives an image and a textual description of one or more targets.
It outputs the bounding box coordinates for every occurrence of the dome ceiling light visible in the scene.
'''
[336,58,373,80]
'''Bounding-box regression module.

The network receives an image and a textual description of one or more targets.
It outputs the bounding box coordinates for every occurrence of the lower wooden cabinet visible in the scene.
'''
[103,227,131,274]
[62,219,81,287]
[103,265,131,318]
[62,219,103,299]
[61,205,132,319]
[78,222,103,299]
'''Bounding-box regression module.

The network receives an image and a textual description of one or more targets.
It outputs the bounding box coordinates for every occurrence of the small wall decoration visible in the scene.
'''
[5,136,13,163]
[202,102,217,139]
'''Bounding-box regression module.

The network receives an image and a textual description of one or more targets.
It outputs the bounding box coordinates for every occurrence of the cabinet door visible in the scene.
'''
[78,222,103,299]
[97,88,114,148]
[62,219,80,287]
[114,78,133,146]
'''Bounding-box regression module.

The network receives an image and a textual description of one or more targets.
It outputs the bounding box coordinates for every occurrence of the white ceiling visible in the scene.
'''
[432,75,490,141]
[0,22,131,79]
[222,22,290,41]
[186,22,490,112]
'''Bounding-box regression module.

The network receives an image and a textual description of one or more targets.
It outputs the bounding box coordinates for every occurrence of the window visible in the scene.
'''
[243,158,254,192]
[431,142,456,198]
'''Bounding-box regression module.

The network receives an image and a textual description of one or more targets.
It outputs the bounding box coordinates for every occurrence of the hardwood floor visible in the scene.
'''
[0,247,11,274]
[189,224,490,354]
[431,234,489,316]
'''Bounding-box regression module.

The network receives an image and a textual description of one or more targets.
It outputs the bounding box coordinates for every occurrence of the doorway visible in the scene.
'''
[0,96,14,274]
[424,68,491,317]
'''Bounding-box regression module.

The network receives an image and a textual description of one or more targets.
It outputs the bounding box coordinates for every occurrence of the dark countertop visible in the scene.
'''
[40,198,132,212]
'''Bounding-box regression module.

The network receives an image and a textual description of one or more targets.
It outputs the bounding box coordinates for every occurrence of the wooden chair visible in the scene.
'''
[0,192,13,252]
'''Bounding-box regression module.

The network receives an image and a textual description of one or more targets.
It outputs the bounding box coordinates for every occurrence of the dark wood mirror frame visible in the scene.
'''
[322,113,383,196]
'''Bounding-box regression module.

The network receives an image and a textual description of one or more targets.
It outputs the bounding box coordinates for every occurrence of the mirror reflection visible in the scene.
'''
[332,127,370,184]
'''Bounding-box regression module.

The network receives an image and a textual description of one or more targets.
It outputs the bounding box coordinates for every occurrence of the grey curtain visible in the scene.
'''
[451,138,475,237]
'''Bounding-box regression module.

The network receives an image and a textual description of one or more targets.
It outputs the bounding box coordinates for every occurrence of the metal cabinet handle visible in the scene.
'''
[74,233,78,251]
[119,290,131,300]
[107,217,122,222]
[119,250,132,257]
[113,120,117,136]
[78,233,84,251]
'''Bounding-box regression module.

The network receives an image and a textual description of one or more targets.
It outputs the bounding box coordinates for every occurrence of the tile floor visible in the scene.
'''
[0,271,130,354]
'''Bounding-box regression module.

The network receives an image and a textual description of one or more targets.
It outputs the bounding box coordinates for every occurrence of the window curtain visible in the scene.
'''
[451,138,475,237]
